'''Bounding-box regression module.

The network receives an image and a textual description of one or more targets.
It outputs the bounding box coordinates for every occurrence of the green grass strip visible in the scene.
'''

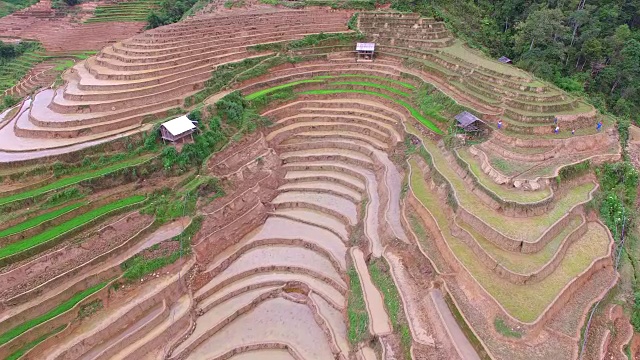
[244,79,324,100]
[5,324,66,360]
[0,195,145,260]
[0,281,108,346]
[298,89,444,134]
[314,74,416,89]
[0,202,87,238]
[0,156,153,206]
[369,259,411,358]
[347,265,369,345]
[328,81,411,97]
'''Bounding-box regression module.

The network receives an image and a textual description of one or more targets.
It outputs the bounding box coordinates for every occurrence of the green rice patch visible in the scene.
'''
[0,195,145,260]
[244,79,324,100]
[0,281,108,346]
[0,155,153,206]
[328,81,412,97]
[297,89,443,134]
[4,325,66,360]
[0,202,87,238]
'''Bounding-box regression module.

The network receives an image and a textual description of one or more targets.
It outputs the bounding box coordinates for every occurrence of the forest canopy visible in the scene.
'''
[392,0,640,124]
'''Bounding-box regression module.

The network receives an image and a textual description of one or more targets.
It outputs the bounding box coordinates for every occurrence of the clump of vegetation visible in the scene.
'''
[369,259,412,359]
[146,0,199,28]
[557,160,591,184]
[494,318,522,338]
[347,12,359,31]
[346,265,369,345]
[223,0,243,8]
[120,216,203,280]
[77,299,103,320]
[0,0,38,18]
[593,160,639,331]
[183,57,265,107]
[44,187,84,207]
[415,83,471,124]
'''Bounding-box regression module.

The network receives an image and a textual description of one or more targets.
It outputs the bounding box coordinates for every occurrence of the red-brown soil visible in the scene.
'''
[0,212,154,301]
[0,0,145,51]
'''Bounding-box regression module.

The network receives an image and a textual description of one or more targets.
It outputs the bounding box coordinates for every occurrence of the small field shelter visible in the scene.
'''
[160,115,197,143]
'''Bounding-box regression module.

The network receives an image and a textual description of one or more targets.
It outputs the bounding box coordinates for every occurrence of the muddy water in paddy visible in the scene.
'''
[279,180,363,201]
[372,148,408,242]
[229,349,296,360]
[312,292,349,354]
[239,216,346,266]
[215,245,345,286]
[136,217,191,250]
[272,191,358,224]
[351,247,392,335]
[176,287,281,354]
[186,297,336,360]
[292,131,390,149]
[198,272,345,309]
[357,165,383,257]
[78,303,165,360]
[358,346,378,360]
[284,169,366,190]
[273,208,349,240]
[281,147,374,164]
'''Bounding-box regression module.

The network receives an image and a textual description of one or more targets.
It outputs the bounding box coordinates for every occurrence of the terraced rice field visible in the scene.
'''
[0,155,154,206]
[0,7,623,360]
[85,0,163,23]
[0,195,145,262]
[409,158,611,322]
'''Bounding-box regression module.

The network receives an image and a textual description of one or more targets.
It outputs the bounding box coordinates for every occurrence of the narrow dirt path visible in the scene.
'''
[350,247,392,336]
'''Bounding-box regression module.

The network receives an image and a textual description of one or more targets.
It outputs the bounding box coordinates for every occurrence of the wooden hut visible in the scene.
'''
[455,111,483,132]
[356,42,375,62]
[498,56,513,64]
[160,115,196,143]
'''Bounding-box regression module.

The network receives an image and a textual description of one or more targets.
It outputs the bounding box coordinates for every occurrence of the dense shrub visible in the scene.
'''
[147,0,199,29]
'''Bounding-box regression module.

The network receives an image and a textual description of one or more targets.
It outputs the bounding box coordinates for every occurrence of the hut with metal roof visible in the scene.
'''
[498,56,513,64]
[356,42,375,62]
[160,115,197,143]
[455,111,484,132]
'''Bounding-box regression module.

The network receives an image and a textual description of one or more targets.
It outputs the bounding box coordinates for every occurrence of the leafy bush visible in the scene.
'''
[347,12,359,31]
[557,160,590,184]
[121,216,203,280]
[147,0,199,28]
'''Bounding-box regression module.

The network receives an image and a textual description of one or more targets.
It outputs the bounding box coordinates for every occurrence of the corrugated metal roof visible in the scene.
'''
[161,115,196,136]
[356,42,376,51]
[498,56,512,63]
[454,111,480,127]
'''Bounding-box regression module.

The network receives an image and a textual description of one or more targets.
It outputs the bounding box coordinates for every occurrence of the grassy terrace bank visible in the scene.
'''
[455,147,552,203]
[408,157,610,322]
[0,281,108,346]
[0,195,146,261]
[5,325,66,360]
[0,155,154,207]
[347,265,369,345]
[412,129,594,242]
